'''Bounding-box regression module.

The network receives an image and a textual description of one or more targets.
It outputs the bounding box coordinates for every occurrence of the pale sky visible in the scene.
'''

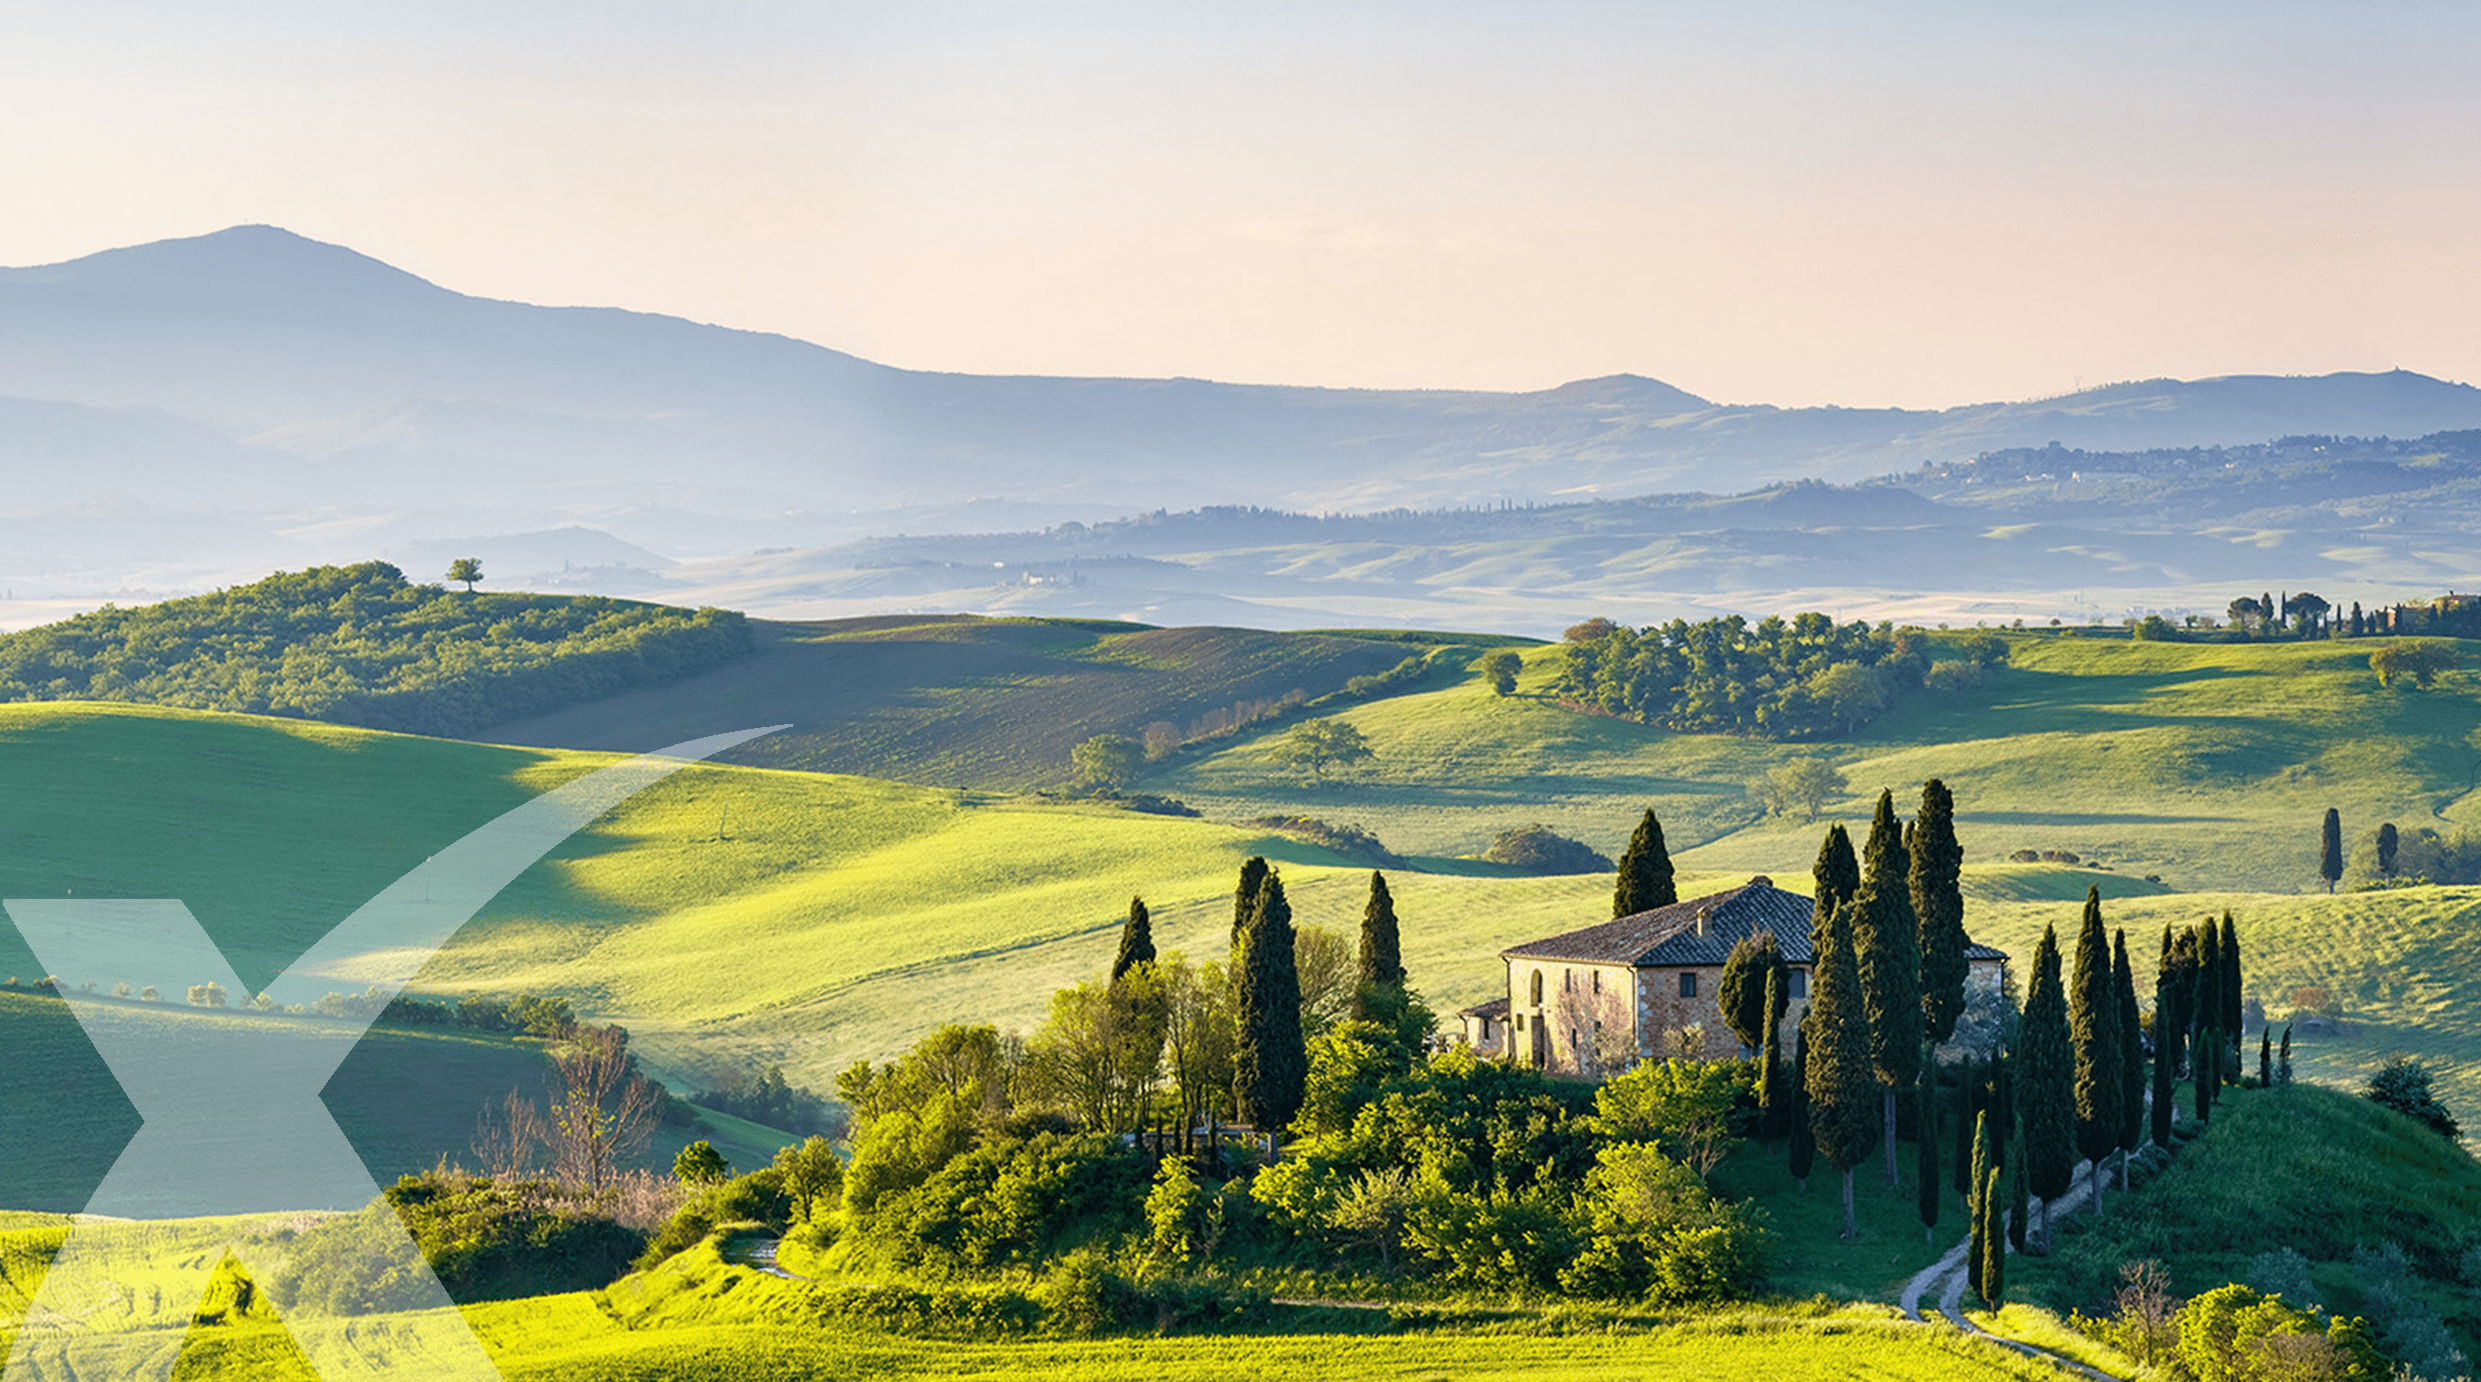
[3,2,2477,407]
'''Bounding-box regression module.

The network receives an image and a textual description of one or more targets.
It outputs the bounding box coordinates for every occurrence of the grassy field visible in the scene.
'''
[1145,633,2481,897]
[0,1226,2070,1382]
[480,614,1468,792]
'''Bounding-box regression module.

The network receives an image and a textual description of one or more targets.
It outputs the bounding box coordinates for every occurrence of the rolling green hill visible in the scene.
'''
[478,612,1490,791]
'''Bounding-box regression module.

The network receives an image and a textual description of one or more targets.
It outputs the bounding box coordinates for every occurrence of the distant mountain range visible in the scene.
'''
[5,224,2481,627]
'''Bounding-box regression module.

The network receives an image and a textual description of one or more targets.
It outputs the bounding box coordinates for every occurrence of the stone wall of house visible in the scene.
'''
[1510,958,1633,1077]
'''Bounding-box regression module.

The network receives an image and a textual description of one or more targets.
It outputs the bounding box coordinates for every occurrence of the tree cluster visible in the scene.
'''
[1553,612,1947,740]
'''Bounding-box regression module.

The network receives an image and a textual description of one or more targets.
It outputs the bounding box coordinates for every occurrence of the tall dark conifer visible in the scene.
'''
[1233,870,1305,1131]
[2193,921,2223,1067]
[1353,871,1406,1020]
[2156,925,2188,1077]
[1111,895,1156,983]
[1759,963,1788,1133]
[1912,779,1971,1043]
[1720,932,1782,1054]
[2194,1030,2219,1122]
[2113,929,2145,1190]
[2150,1000,2175,1147]
[1980,1165,2007,1307]
[1857,790,1921,1186]
[1804,894,1879,1239]
[2259,1029,2272,1086]
[2320,808,2344,893]
[1811,824,1861,950]
[2069,888,2121,1215]
[2018,923,2076,1246]
[1613,807,1678,917]
[1952,1052,1978,1199]
[1917,1051,1941,1243]
[1967,1112,1989,1301]
[2219,912,2243,1047]
[2006,1112,2031,1253]
[1789,1016,1816,1188]
[1232,856,1270,954]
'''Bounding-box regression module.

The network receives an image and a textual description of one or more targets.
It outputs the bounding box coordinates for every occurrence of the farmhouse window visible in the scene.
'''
[1530,971,1543,1005]
[1592,970,1601,994]
[1678,971,1697,998]
[1790,969,1808,998]
[1564,968,1573,992]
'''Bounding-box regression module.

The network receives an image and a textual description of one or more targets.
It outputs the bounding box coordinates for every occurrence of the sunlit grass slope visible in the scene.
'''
[1148,635,2481,897]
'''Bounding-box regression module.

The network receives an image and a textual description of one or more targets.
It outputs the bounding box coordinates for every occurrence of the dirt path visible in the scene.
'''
[1900,1156,2126,1380]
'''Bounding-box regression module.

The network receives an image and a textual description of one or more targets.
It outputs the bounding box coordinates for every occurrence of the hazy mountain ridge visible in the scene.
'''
[7,224,2481,624]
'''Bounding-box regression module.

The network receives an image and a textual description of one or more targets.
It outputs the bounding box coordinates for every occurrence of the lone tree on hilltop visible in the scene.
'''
[1805,894,1879,1239]
[1475,650,1522,695]
[1755,758,1847,822]
[2017,923,2076,1246]
[1073,734,1145,792]
[1613,807,1678,916]
[1271,717,1374,785]
[447,557,483,592]
[1233,869,1305,1132]
[1912,779,1970,1044]
[1111,895,1156,983]
[1352,870,1407,1021]
[1856,790,1921,1187]
[1811,823,1860,948]
[2378,822,2401,878]
[2320,808,2344,893]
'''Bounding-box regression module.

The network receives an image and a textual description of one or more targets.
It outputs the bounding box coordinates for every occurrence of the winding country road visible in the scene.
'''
[1899,1156,2124,1380]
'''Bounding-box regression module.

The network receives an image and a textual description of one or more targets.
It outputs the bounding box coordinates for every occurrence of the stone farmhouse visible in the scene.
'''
[1456,876,2007,1078]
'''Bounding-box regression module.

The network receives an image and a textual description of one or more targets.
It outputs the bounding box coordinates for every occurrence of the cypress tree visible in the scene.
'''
[1917,1051,1941,1243]
[1111,894,1156,982]
[1233,870,1305,1131]
[1613,807,1678,917]
[2113,929,2145,1190]
[2219,911,2243,1049]
[1789,1015,1816,1188]
[1719,932,1780,1053]
[2018,923,2076,1246]
[2320,807,2344,893]
[2069,888,2121,1216]
[1967,1108,1993,1300]
[1811,823,1861,949]
[2193,921,2223,1071]
[1952,1052,1978,1200]
[1913,778,1971,1044]
[1857,790,1921,1186]
[2258,1029,2271,1086]
[1353,870,1406,1020]
[2155,925,2188,1077]
[2378,822,2400,877]
[2006,1112,2030,1253]
[1804,893,1878,1239]
[1759,962,1787,1134]
[2193,1030,2218,1122]
[2278,1024,2293,1087]
[2150,999,2175,1147]
[1231,856,1270,954]
[1980,1164,2007,1308]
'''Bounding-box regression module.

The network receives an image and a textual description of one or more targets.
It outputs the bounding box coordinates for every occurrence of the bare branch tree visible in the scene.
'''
[547,1027,660,1192]
[471,1087,547,1180]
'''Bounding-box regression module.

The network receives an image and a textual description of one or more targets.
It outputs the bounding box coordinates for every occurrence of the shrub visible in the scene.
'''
[859,1131,1145,1272]
[637,1167,793,1271]
[1925,659,1985,692]
[2245,1245,2318,1307]
[2365,1055,2459,1138]
[1481,825,1613,875]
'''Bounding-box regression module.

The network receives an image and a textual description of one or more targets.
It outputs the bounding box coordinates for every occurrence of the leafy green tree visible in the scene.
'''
[1352,870,1406,1021]
[1754,758,1848,822]
[2370,639,2459,689]
[1592,1058,1751,1178]
[2364,1054,2459,1138]
[1911,779,1970,1044]
[187,981,227,1008]
[1271,717,1375,784]
[1072,733,1145,791]
[2113,929,2145,1188]
[2320,808,2344,893]
[773,1136,843,1222]
[2069,887,2122,1214]
[1231,856,1270,954]
[1145,1156,1208,1263]
[1856,790,1920,1186]
[446,557,483,592]
[1613,807,1678,916]
[1811,823,1860,949]
[1804,894,1878,1239]
[1810,661,1889,734]
[1475,650,1522,695]
[1717,932,1783,1054]
[672,1139,730,1185]
[1111,894,1155,983]
[1026,972,1165,1133]
[2018,924,2075,1245]
[1234,869,1306,1131]
[1916,1052,1940,1243]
